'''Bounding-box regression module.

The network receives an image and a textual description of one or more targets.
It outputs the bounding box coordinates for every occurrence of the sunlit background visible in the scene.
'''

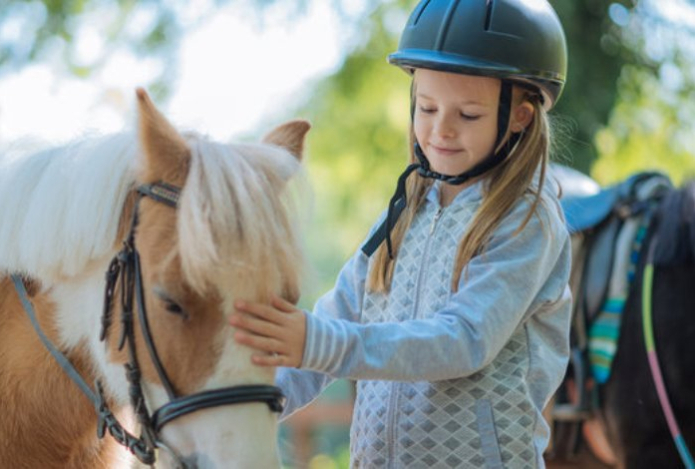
[0,1,349,142]
[2,0,695,467]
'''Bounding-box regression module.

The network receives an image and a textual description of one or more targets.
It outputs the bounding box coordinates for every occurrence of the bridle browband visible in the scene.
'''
[13,181,285,467]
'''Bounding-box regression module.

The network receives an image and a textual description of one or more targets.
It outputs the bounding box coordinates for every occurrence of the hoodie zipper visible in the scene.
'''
[430,207,443,235]
[386,206,443,466]
[413,207,443,317]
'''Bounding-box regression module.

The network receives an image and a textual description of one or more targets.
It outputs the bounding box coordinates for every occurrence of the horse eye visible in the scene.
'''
[162,298,188,319]
[164,300,183,314]
[154,286,188,319]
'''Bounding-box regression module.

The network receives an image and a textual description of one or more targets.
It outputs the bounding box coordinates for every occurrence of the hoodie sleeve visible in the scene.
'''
[276,226,372,417]
[300,197,572,382]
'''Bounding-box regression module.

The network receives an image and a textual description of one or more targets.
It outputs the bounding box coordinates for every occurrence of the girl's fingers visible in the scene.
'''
[271,295,298,313]
[234,300,285,325]
[234,330,283,354]
[251,353,286,367]
[230,312,283,338]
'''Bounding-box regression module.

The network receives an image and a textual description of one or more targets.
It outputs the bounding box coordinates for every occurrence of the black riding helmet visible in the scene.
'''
[363,0,568,259]
[389,0,567,108]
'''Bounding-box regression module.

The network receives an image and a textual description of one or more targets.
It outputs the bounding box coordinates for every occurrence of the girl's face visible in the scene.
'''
[413,69,503,177]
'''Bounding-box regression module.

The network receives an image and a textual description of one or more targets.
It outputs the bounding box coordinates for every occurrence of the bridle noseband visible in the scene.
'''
[13,181,285,467]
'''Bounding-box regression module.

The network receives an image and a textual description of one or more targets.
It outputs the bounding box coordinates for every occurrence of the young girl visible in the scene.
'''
[231,0,571,467]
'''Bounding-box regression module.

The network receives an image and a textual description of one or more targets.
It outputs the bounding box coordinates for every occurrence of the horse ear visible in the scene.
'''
[135,88,190,183]
[262,120,311,161]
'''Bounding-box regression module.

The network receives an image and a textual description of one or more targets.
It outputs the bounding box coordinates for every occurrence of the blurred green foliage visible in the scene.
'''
[593,64,695,186]
[3,0,695,465]
[0,0,182,99]
[550,0,640,174]
[291,0,694,295]
[296,1,414,299]
[6,0,693,302]
[3,1,693,178]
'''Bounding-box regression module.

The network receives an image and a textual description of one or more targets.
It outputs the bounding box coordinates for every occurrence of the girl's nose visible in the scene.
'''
[434,116,456,138]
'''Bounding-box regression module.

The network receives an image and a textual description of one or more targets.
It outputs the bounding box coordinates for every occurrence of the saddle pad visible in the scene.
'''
[587,175,671,383]
[588,218,646,383]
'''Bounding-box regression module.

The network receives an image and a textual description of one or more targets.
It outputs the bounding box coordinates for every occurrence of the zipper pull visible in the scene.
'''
[430,208,443,235]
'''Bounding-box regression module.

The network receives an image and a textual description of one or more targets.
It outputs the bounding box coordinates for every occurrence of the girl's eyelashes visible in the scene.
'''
[417,106,481,121]
[460,113,481,121]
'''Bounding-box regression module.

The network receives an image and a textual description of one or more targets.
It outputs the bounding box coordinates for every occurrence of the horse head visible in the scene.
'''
[100,89,310,467]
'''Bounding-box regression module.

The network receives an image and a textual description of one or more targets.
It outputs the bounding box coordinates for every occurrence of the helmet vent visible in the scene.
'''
[412,0,432,26]
[434,0,462,51]
[484,0,494,31]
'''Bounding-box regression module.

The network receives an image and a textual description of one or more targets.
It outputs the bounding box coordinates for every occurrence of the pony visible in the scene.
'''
[0,88,310,469]
[549,166,695,469]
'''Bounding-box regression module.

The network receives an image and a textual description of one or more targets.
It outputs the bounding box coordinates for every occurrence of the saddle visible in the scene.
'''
[562,172,667,324]
[551,171,671,437]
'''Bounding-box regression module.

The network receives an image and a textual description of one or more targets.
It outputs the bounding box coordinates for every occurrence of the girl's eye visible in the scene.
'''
[419,106,436,114]
[460,113,481,121]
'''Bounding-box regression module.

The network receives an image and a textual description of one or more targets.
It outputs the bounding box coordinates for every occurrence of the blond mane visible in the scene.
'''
[0,134,137,280]
[0,132,305,297]
[177,137,305,299]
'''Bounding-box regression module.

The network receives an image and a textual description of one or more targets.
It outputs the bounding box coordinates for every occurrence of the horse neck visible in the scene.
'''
[0,273,134,468]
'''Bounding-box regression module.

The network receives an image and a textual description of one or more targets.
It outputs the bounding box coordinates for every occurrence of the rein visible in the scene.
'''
[642,235,695,469]
[13,181,285,467]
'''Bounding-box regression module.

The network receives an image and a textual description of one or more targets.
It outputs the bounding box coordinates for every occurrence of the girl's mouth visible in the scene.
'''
[430,144,463,156]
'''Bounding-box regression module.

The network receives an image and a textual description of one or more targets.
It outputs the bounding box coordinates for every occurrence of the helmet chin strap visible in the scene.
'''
[381,80,518,259]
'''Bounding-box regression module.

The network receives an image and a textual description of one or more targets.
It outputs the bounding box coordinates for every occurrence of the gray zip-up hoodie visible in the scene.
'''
[278,177,572,468]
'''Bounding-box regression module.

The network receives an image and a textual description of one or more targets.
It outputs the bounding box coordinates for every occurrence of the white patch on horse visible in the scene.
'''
[50,267,136,405]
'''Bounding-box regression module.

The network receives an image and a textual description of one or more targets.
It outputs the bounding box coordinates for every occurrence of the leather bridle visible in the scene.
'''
[13,181,285,467]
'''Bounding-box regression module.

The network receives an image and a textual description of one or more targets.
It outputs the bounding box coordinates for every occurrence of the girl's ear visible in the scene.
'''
[510,101,535,133]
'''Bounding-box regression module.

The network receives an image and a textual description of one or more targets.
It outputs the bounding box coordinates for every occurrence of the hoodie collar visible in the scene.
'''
[426,179,485,208]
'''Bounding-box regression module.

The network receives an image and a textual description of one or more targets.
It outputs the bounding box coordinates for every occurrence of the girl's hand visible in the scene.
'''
[230,296,306,368]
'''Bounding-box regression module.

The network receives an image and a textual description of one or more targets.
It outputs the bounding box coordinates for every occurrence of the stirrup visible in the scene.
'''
[552,347,592,422]
[552,403,592,422]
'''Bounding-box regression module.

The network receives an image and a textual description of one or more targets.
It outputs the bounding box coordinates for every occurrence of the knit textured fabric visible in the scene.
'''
[279,177,572,468]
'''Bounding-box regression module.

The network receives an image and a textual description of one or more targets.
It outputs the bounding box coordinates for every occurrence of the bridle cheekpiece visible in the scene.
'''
[14,181,285,468]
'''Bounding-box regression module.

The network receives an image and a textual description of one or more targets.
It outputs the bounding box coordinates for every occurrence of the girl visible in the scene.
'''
[231,0,571,467]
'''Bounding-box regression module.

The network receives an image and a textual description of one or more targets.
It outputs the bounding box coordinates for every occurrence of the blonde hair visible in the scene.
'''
[367,91,550,293]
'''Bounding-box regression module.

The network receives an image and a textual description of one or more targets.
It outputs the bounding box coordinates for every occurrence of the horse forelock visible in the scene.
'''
[0,130,305,298]
[0,134,137,281]
[176,136,305,303]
